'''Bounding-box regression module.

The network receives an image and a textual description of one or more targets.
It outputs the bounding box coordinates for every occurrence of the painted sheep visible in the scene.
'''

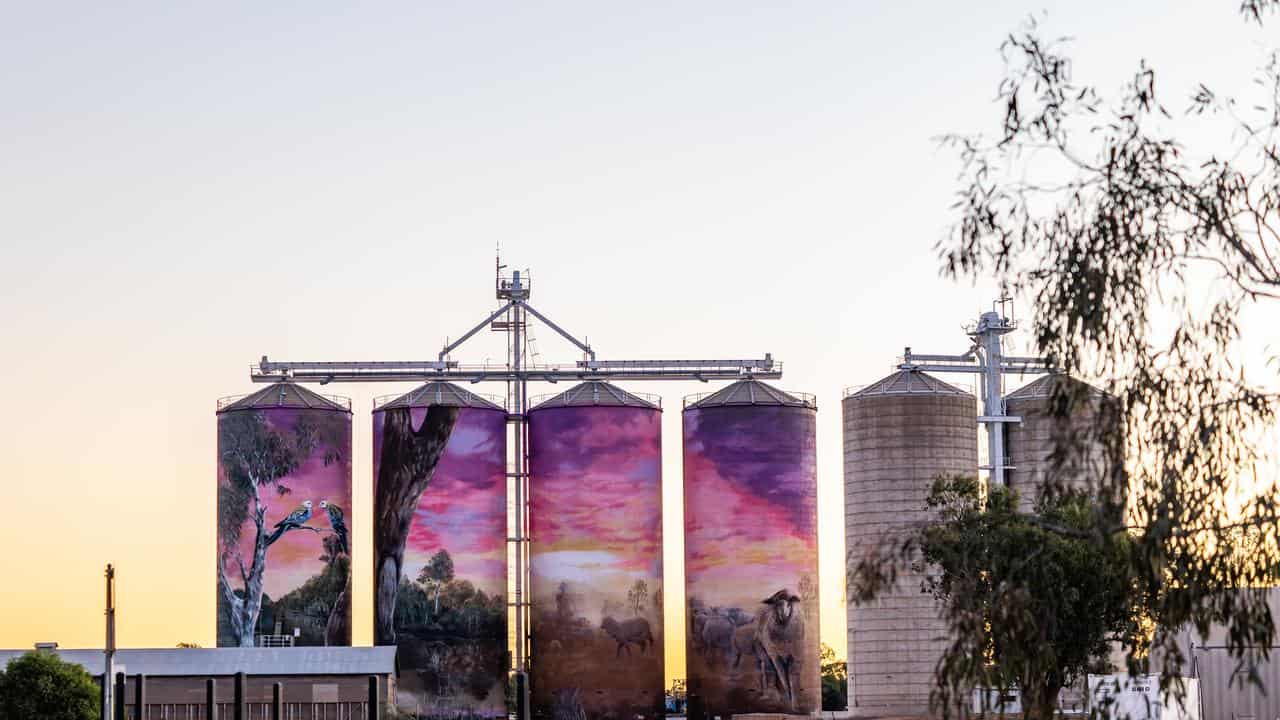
[600,616,654,657]
[755,588,804,707]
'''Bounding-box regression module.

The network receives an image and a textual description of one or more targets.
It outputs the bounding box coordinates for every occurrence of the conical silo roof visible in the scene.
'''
[530,380,659,410]
[375,381,505,412]
[217,382,350,413]
[684,378,815,409]
[1005,374,1106,401]
[849,369,970,398]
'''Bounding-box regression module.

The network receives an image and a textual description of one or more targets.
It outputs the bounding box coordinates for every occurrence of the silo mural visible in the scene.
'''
[528,382,664,720]
[372,382,508,719]
[683,380,820,720]
[216,382,353,648]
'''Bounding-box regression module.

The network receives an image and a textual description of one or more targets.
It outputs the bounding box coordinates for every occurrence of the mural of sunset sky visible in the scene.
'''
[529,399,666,720]
[528,404,663,608]
[683,404,818,612]
[372,406,507,597]
[216,405,353,647]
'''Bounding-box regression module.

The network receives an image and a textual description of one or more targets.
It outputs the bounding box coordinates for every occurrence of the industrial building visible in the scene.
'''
[0,646,395,717]
[843,370,977,717]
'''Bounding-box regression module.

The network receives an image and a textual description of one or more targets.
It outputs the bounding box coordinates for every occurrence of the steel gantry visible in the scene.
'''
[896,297,1053,487]
[248,261,782,719]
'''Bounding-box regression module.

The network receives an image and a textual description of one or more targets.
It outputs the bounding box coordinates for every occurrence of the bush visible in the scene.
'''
[0,651,99,720]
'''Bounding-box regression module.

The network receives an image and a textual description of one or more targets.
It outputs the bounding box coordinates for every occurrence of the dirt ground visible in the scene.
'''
[531,628,665,720]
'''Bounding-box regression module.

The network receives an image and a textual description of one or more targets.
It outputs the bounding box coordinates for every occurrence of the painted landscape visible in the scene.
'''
[373,405,508,719]
[682,405,820,719]
[528,406,665,720]
[216,407,353,648]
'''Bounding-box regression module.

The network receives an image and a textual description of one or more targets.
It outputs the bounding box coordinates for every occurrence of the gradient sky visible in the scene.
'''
[3,0,1280,688]
[529,405,663,609]
[374,406,508,597]
[684,406,818,611]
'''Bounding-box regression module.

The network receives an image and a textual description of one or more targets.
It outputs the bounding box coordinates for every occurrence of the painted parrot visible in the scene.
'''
[320,499,349,556]
[266,499,312,546]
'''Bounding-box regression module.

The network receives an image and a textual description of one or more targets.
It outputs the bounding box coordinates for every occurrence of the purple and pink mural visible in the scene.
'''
[682,383,820,719]
[528,384,664,720]
[216,384,353,648]
[372,385,508,719]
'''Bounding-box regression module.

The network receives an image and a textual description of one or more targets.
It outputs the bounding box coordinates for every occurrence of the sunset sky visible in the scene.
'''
[529,405,664,609]
[3,0,1280,689]
[375,407,509,598]
[684,406,817,612]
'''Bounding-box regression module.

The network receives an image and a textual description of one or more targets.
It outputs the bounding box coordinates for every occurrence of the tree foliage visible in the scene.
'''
[855,1,1280,715]
[820,643,848,711]
[0,652,98,720]
[855,479,1135,719]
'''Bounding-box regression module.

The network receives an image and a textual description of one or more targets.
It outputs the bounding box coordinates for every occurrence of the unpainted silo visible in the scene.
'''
[1005,375,1113,514]
[372,381,508,718]
[215,382,353,648]
[683,379,820,720]
[527,381,664,720]
[844,370,977,716]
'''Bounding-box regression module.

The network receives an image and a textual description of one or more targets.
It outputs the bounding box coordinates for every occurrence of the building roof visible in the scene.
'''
[530,381,660,410]
[374,381,505,412]
[847,369,971,398]
[1005,374,1106,401]
[217,382,351,414]
[684,379,815,410]
[0,647,396,677]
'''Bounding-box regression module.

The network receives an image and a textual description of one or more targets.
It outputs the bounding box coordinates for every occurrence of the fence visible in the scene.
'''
[109,673,383,720]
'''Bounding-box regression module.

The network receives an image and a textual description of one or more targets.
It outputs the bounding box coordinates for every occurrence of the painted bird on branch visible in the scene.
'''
[320,499,349,556]
[267,499,313,546]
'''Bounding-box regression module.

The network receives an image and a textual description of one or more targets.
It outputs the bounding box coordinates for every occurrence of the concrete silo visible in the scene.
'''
[372,381,508,718]
[215,382,353,648]
[844,370,977,716]
[527,380,665,720]
[1005,375,1112,514]
[683,379,820,720]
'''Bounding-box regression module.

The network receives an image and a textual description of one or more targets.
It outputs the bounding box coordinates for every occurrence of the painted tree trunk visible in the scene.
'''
[374,405,459,645]
[325,573,351,646]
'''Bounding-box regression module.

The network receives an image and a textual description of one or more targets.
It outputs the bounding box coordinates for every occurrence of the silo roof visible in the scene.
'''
[530,381,660,410]
[375,381,505,412]
[848,369,971,398]
[1005,374,1105,401]
[684,379,815,410]
[217,382,351,413]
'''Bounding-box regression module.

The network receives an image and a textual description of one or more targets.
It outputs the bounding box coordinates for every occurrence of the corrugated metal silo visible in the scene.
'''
[527,381,665,720]
[1005,375,1111,514]
[215,382,353,648]
[844,370,976,716]
[683,379,820,720]
[372,381,509,718]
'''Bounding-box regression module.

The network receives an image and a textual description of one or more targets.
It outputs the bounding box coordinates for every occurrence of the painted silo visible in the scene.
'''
[528,381,664,720]
[683,379,820,720]
[843,370,977,716]
[215,382,353,648]
[372,381,508,718]
[1005,375,1112,514]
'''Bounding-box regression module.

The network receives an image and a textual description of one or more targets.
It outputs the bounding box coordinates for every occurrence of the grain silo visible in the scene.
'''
[844,370,977,716]
[215,382,353,648]
[371,381,509,718]
[1005,374,1112,514]
[527,381,664,720]
[683,379,820,720]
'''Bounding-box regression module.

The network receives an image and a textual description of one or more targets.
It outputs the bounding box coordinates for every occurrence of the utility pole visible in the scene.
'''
[103,564,116,720]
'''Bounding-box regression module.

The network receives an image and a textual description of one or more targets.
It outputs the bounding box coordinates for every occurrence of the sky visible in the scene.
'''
[684,406,817,611]
[528,405,663,597]
[2,0,1279,687]
[376,406,509,598]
